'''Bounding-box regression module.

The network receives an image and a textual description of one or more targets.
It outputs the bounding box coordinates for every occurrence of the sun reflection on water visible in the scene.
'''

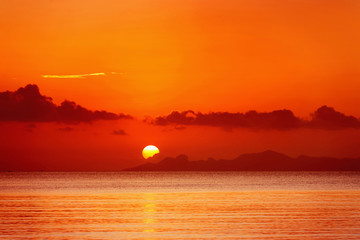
[142,194,157,238]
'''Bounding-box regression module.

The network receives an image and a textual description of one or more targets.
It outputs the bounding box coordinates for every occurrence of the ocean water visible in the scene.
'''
[0,172,360,240]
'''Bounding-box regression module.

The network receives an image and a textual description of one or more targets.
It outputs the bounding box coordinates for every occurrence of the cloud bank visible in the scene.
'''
[0,84,132,123]
[2,84,359,130]
[152,106,360,130]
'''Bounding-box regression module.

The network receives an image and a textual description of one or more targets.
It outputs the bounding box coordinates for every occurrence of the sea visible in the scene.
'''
[0,172,359,239]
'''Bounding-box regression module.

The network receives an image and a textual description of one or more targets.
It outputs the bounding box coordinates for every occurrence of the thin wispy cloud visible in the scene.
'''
[42,72,114,79]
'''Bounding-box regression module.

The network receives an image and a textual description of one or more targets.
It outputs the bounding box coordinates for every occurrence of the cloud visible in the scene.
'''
[151,106,360,130]
[112,129,127,135]
[0,84,132,123]
[26,123,37,128]
[153,109,301,130]
[58,127,74,132]
[24,123,37,132]
[174,126,186,130]
[42,72,106,79]
[309,106,360,129]
[42,72,124,79]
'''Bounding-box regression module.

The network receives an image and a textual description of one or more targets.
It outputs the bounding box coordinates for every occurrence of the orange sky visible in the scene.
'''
[1,0,359,117]
[1,0,360,170]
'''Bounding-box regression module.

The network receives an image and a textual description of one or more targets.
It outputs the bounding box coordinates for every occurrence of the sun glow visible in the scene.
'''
[142,145,160,159]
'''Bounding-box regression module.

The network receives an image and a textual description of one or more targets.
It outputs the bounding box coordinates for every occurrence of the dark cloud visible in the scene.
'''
[174,125,187,131]
[23,123,37,132]
[112,129,127,135]
[153,109,301,130]
[0,84,132,123]
[309,106,360,129]
[25,123,37,128]
[58,127,74,132]
[152,106,360,130]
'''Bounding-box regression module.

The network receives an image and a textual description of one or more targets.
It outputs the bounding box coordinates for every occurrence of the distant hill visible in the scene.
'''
[122,150,360,171]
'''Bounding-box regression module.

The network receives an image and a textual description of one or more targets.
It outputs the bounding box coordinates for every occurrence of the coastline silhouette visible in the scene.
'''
[123,150,360,171]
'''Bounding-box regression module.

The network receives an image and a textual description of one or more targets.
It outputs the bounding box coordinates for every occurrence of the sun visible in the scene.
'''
[142,145,160,159]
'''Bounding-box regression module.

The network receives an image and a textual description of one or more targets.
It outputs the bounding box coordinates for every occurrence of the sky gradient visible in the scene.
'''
[1,0,360,170]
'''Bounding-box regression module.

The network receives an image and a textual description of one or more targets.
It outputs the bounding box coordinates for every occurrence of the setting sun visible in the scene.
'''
[0,0,359,239]
[142,145,160,159]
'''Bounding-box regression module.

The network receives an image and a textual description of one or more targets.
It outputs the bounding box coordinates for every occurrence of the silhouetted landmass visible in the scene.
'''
[152,106,360,130]
[0,84,132,123]
[123,150,360,171]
